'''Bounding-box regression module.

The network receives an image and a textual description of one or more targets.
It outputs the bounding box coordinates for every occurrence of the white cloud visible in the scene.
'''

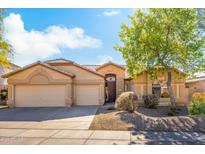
[97,55,114,64]
[3,13,102,66]
[103,10,120,16]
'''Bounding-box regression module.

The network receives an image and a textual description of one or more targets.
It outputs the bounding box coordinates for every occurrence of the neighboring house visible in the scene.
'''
[185,73,205,101]
[0,63,20,90]
[1,58,189,107]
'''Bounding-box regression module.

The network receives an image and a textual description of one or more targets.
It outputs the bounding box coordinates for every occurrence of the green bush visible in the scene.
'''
[191,92,205,102]
[142,94,159,108]
[161,92,169,98]
[0,90,8,101]
[188,101,205,115]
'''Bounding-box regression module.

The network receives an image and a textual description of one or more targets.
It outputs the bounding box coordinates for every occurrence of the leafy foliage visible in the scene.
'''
[115,9,205,108]
[115,9,205,78]
[188,101,205,115]
[0,9,13,68]
[142,94,159,108]
[191,92,205,102]
[0,89,7,101]
[161,91,169,98]
[188,92,205,115]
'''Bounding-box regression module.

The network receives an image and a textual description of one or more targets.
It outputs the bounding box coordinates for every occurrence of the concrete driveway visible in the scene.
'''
[0,106,98,130]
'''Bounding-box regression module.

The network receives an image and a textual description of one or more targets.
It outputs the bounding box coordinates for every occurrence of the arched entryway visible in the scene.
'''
[105,74,116,102]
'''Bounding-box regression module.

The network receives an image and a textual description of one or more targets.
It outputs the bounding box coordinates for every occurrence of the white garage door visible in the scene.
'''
[76,85,100,105]
[15,85,66,107]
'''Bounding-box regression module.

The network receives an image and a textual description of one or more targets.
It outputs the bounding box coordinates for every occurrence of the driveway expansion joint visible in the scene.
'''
[37,129,62,145]
[83,131,95,145]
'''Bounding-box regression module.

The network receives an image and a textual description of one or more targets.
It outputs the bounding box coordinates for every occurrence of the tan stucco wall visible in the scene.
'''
[186,80,205,101]
[129,69,188,105]
[134,69,186,84]
[51,64,105,105]
[8,65,71,81]
[96,64,125,97]
[6,65,73,107]
[7,63,105,107]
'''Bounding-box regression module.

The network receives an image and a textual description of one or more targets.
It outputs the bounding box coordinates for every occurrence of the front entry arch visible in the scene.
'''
[105,74,116,102]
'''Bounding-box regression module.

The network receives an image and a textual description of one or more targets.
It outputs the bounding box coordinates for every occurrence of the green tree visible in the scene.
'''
[0,9,13,68]
[115,9,205,110]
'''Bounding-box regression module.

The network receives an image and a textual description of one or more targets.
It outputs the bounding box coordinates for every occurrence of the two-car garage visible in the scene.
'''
[3,61,105,107]
[14,84,102,107]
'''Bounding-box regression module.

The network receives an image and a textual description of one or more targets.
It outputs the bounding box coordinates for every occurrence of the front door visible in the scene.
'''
[105,75,116,102]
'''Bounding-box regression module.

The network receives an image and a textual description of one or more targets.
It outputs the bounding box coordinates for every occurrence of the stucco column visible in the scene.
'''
[140,85,144,98]
[99,84,105,105]
[147,74,152,94]
[65,83,73,107]
[176,84,180,98]
[7,84,15,107]
[73,84,76,105]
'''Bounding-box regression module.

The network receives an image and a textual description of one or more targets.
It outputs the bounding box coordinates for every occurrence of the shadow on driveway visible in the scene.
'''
[130,131,205,145]
[0,106,98,122]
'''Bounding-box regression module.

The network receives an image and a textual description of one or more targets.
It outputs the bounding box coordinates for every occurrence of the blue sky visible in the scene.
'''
[4,9,134,66]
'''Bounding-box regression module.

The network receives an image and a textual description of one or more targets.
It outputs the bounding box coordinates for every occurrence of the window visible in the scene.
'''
[161,87,168,93]
[106,76,116,81]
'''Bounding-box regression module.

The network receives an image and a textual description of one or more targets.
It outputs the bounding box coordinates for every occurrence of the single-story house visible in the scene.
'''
[1,58,189,107]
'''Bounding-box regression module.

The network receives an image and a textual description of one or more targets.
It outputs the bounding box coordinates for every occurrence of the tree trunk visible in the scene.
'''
[167,71,176,110]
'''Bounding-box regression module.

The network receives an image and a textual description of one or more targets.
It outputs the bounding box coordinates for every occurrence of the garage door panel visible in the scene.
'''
[15,85,66,107]
[76,85,99,105]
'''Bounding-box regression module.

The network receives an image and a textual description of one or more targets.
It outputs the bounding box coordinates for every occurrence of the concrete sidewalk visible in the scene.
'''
[1,129,205,145]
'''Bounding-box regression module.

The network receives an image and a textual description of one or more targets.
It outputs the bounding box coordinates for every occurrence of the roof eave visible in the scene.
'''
[1,61,75,78]
[96,62,125,71]
[45,59,104,78]
[186,78,205,83]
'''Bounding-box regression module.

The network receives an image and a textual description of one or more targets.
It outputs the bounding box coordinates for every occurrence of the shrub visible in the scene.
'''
[115,92,138,112]
[161,92,169,98]
[191,92,205,103]
[188,101,205,115]
[142,94,159,108]
[0,90,8,101]
[0,100,7,105]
